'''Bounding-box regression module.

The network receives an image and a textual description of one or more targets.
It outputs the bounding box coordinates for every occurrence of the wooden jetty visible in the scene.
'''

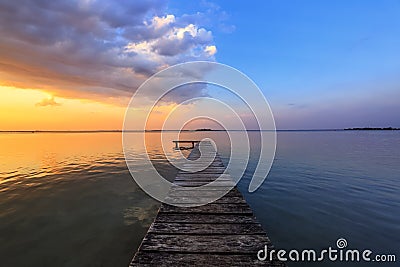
[172,140,200,150]
[130,141,285,266]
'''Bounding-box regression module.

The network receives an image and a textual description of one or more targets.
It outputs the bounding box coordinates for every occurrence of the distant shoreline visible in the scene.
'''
[344,127,399,131]
[1,127,399,133]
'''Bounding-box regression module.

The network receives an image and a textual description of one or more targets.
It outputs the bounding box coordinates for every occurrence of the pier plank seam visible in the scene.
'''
[130,141,286,266]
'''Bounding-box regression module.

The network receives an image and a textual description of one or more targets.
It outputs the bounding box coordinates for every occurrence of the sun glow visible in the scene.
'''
[0,86,126,131]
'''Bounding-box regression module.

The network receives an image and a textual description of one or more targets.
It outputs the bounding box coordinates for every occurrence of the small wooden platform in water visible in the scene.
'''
[130,141,285,266]
[172,140,200,149]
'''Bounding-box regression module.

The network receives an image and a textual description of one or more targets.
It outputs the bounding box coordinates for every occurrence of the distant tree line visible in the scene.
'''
[344,127,399,131]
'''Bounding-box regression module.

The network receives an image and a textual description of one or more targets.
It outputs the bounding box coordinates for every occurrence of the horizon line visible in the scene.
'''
[1,127,399,133]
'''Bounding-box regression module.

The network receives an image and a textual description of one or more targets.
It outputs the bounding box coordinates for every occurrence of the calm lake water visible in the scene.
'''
[0,131,399,266]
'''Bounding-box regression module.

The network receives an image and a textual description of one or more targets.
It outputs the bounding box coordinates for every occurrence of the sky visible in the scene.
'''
[1,0,399,130]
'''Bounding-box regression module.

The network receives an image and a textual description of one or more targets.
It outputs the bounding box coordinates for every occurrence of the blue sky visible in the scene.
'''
[169,0,400,129]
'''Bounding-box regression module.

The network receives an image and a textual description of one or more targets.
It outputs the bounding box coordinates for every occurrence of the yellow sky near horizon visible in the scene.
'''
[0,86,127,130]
[0,86,215,131]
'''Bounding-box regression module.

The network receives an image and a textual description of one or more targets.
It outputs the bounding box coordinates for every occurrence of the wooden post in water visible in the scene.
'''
[130,141,286,266]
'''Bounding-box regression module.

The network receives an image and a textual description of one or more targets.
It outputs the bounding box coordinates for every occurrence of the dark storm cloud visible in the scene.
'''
[0,0,217,103]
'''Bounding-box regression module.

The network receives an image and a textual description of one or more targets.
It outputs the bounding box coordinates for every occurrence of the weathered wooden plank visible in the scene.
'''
[164,195,247,204]
[182,162,224,166]
[183,160,223,164]
[170,185,233,191]
[173,178,233,182]
[154,213,260,224]
[179,168,225,172]
[131,252,286,266]
[175,172,229,177]
[187,158,223,162]
[180,166,226,170]
[176,173,231,178]
[173,181,236,187]
[174,176,226,180]
[140,233,271,253]
[148,222,266,235]
[168,186,241,193]
[171,181,233,186]
[159,203,253,214]
[180,172,225,175]
[170,186,233,191]
[167,188,242,198]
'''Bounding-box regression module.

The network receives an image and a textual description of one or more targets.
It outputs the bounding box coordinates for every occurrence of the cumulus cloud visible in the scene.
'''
[35,96,61,107]
[125,23,214,58]
[0,0,220,104]
[205,45,217,56]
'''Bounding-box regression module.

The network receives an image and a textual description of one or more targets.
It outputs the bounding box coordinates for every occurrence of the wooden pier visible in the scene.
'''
[130,141,285,266]
[172,140,200,150]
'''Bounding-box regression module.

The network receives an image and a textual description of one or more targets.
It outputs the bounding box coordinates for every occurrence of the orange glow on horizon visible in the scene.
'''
[0,86,126,131]
[1,86,225,131]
